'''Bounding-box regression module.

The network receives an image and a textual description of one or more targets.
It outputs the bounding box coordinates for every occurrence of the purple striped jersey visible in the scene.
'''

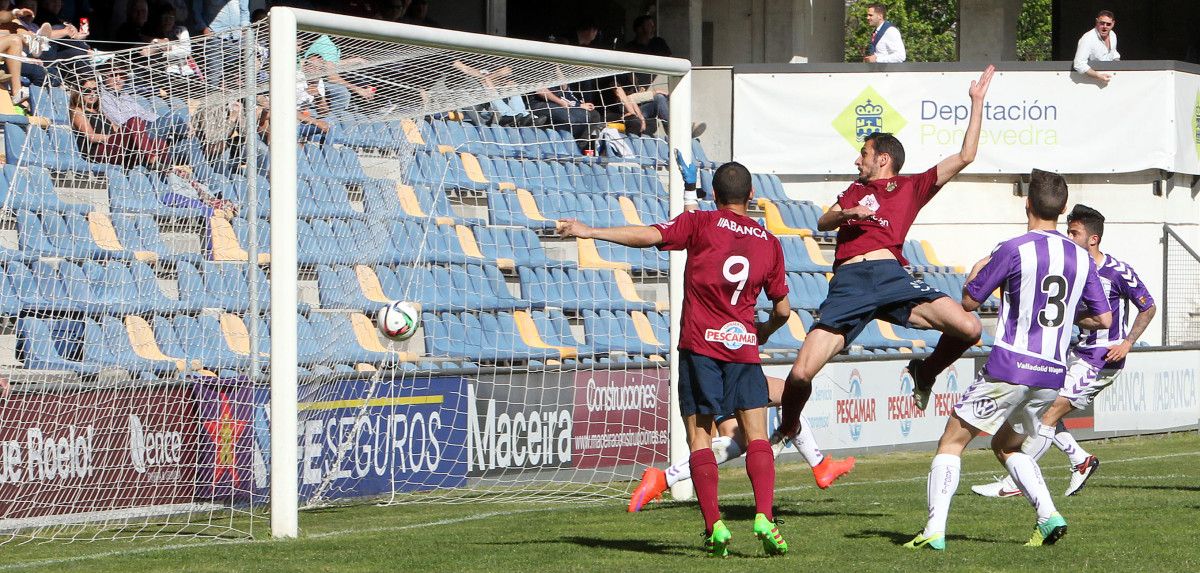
[1072,254,1154,369]
[965,230,1110,388]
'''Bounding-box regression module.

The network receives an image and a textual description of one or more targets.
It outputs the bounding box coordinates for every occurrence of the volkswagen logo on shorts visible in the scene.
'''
[972,397,998,419]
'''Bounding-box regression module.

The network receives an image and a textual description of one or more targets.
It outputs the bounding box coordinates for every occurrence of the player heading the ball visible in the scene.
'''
[558,155,791,557]
[775,65,996,442]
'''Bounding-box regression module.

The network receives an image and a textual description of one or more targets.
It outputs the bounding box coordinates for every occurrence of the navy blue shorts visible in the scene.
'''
[678,350,769,417]
[815,259,947,343]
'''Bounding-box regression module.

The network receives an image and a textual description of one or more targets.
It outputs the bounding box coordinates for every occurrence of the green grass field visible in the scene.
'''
[2,432,1197,572]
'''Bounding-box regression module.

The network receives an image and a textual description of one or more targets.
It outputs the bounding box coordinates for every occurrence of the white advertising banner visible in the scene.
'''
[734,70,1196,176]
[763,358,976,451]
[1093,350,1199,432]
[1174,73,1200,176]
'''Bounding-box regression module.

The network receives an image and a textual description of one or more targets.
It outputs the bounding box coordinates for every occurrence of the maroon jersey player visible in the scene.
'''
[775,65,996,441]
[558,161,792,556]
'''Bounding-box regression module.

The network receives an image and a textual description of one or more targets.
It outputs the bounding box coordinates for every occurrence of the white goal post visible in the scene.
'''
[266,8,695,538]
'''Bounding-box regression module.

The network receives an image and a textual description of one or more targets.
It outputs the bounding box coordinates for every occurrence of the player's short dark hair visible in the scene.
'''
[865,132,905,172]
[712,162,753,205]
[633,15,654,30]
[868,3,888,16]
[1097,10,1115,20]
[1028,169,1068,220]
[1067,203,1105,240]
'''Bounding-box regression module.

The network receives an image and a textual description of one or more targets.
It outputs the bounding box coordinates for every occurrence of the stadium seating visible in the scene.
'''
[0,100,1002,377]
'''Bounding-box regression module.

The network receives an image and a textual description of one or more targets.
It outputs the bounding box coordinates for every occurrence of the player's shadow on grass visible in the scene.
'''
[560,536,695,557]
[848,529,1003,546]
[721,505,888,521]
[1090,483,1200,493]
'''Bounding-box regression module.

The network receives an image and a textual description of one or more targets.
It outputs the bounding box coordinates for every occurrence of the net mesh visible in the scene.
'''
[1163,226,1200,345]
[0,18,681,540]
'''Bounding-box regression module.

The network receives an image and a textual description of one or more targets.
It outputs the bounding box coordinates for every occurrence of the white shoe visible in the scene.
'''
[970,475,1023,498]
[1064,455,1099,496]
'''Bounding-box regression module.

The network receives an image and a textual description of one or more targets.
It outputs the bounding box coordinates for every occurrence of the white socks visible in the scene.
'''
[664,436,745,487]
[1005,452,1057,523]
[923,454,961,536]
[1052,420,1090,466]
[790,415,825,468]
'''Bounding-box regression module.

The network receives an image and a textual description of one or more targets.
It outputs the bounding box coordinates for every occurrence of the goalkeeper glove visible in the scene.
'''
[674,149,705,200]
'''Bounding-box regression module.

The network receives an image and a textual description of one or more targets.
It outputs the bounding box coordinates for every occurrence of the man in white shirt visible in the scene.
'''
[864,3,905,63]
[1073,10,1119,86]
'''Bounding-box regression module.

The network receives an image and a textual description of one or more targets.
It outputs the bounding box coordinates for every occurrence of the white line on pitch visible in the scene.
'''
[2,450,1196,570]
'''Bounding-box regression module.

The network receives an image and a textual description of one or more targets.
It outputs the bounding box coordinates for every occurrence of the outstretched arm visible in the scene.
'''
[935,65,994,187]
[557,219,663,248]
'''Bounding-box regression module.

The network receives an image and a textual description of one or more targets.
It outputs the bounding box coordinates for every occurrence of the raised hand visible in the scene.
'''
[674,149,697,187]
[969,64,995,102]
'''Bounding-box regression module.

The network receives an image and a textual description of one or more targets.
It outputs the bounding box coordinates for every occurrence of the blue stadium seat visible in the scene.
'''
[475,226,550,268]
[5,165,91,214]
[17,317,100,374]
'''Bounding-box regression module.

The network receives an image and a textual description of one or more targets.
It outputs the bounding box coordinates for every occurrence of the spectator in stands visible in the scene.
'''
[863,3,904,63]
[595,72,669,136]
[529,82,601,150]
[70,77,167,167]
[193,0,248,88]
[301,33,377,114]
[0,8,50,94]
[1073,10,1119,86]
[376,0,407,22]
[97,64,188,141]
[399,0,438,27]
[625,14,669,57]
[139,2,196,81]
[570,18,599,47]
[0,32,28,104]
[113,0,149,44]
[450,60,544,127]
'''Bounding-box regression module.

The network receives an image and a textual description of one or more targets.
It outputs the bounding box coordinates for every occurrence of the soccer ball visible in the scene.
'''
[376,300,421,341]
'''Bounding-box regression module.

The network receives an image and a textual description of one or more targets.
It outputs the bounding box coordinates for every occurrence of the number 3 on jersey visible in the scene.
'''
[1038,274,1067,328]
[723,256,750,305]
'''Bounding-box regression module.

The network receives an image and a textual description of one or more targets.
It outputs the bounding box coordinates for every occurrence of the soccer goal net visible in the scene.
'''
[0,9,692,541]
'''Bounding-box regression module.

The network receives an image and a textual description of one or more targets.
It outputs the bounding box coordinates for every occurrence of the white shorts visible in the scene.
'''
[954,371,1058,436]
[1059,353,1122,410]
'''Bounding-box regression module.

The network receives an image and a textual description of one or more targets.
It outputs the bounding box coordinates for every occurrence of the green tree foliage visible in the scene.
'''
[844,0,1052,62]
[1017,0,1052,61]
[844,0,958,63]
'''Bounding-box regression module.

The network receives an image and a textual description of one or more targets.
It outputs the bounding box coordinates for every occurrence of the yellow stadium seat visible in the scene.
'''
[396,183,454,225]
[757,198,812,237]
[219,313,269,358]
[921,239,964,273]
[124,315,198,371]
[802,236,834,268]
[617,196,644,226]
[454,224,485,259]
[349,312,419,361]
[577,238,630,271]
[459,152,490,185]
[630,311,663,346]
[876,320,926,349]
[513,310,577,359]
[208,216,270,264]
[514,189,552,223]
[400,118,425,146]
[612,269,660,310]
[354,265,392,303]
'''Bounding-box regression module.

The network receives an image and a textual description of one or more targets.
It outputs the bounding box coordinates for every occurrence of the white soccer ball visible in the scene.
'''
[376,300,421,341]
